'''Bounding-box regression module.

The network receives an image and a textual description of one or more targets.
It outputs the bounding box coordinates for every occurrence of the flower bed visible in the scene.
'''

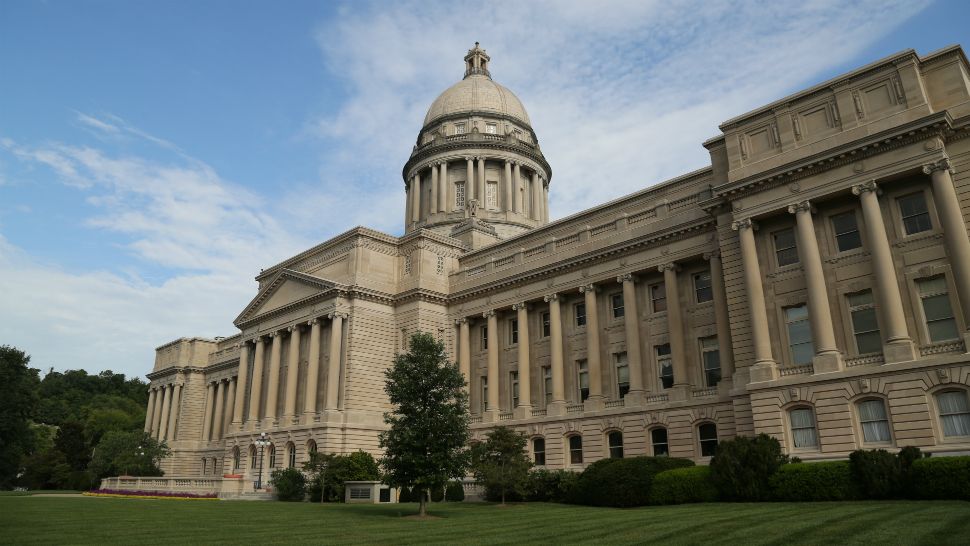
[84,489,218,500]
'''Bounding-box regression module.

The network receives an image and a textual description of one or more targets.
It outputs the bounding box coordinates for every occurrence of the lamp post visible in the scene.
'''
[254,432,270,491]
[319,460,329,504]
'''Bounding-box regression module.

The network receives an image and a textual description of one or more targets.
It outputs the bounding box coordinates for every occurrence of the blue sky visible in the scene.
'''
[1,0,968,378]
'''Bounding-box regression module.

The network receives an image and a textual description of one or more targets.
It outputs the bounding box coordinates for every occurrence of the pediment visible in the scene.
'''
[234,269,339,326]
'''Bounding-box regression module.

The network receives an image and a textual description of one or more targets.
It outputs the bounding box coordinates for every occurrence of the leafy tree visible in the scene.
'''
[0,346,40,488]
[54,421,91,471]
[303,450,380,502]
[379,332,470,516]
[88,430,170,480]
[470,426,532,505]
[269,467,307,501]
[19,449,72,490]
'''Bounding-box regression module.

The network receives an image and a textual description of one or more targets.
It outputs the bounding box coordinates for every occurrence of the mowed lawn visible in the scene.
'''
[2,497,968,545]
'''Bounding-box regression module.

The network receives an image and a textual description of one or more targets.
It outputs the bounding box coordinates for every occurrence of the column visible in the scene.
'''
[513,162,523,213]
[248,337,265,423]
[304,318,322,417]
[466,157,475,200]
[458,318,471,387]
[224,377,237,438]
[706,250,736,383]
[404,185,412,229]
[151,385,164,437]
[852,181,915,362]
[212,380,226,440]
[529,173,539,220]
[157,384,172,441]
[439,161,448,212]
[660,264,690,394]
[925,159,970,342]
[544,293,567,414]
[543,183,550,223]
[580,284,604,406]
[166,383,182,442]
[411,173,421,223]
[325,312,345,412]
[477,156,486,205]
[232,342,250,426]
[430,163,439,215]
[144,388,156,432]
[732,219,778,381]
[202,382,215,441]
[618,274,645,402]
[265,332,282,423]
[483,310,500,417]
[504,160,513,212]
[513,303,532,416]
[284,326,301,421]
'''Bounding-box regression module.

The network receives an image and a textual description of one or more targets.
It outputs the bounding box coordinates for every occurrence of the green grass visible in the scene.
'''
[2,498,968,545]
[0,489,80,497]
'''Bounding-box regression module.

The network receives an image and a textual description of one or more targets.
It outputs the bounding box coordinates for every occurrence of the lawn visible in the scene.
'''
[2,498,967,545]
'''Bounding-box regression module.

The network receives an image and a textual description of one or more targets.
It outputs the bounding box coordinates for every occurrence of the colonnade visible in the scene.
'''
[144,380,183,443]
[201,376,237,442]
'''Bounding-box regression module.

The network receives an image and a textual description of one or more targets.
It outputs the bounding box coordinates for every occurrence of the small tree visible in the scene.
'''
[379,332,470,517]
[470,426,532,505]
[303,450,380,502]
[709,434,788,501]
[88,430,170,480]
[270,467,307,501]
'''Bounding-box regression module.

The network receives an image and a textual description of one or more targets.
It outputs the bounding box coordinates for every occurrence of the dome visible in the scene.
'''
[423,75,532,127]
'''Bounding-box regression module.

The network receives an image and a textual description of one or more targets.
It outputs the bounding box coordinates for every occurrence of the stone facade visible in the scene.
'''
[143,44,970,485]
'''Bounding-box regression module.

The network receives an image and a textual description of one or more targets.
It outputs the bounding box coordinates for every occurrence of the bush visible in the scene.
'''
[523,469,578,503]
[398,486,412,502]
[650,466,718,505]
[910,456,970,500]
[710,434,788,501]
[269,467,307,502]
[568,456,694,507]
[769,461,860,501]
[430,484,445,502]
[445,481,465,502]
[307,480,322,502]
[897,446,925,497]
[849,449,899,499]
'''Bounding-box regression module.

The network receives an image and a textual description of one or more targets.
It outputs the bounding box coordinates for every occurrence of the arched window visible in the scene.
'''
[698,423,718,457]
[306,439,317,461]
[249,446,257,470]
[607,431,624,459]
[232,447,240,470]
[212,457,219,475]
[936,390,970,438]
[532,438,546,466]
[858,398,892,444]
[650,428,668,456]
[568,435,583,465]
[287,442,296,468]
[202,458,207,475]
[789,407,819,449]
[268,443,277,468]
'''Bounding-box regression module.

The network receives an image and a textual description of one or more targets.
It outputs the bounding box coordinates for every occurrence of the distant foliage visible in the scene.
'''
[88,431,170,480]
[709,434,789,501]
[0,346,40,489]
[568,456,694,507]
[650,466,718,505]
[769,461,860,501]
[270,467,307,501]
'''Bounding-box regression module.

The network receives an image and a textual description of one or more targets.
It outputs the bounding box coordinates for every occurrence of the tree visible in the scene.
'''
[303,450,380,502]
[0,346,40,488]
[88,430,170,480]
[54,421,90,471]
[470,426,532,505]
[379,332,469,516]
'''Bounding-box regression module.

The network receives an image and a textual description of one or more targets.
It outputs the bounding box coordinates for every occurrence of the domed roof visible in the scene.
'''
[422,43,532,127]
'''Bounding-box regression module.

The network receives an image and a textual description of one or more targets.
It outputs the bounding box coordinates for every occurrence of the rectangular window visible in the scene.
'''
[485,122,497,134]
[569,435,583,464]
[832,212,862,252]
[937,391,970,437]
[614,352,629,398]
[898,192,932,235]
[657,344,673,389]
[848,291,881,354]
[509,319,519,345]
[858,399,892,443]
[651,428,669,456]
[785,305,814,365]
[700,336,721,387]
[481,326,488,351]
[542,366,552,405]
[577,360,589,401]
[455,182,466,209]
[510,371,519,409]
[790,408,819,448]
[694,271,713,303]
[486,181,498,209]
[774,228,799,267]
[532,438,546,466]
[455,123,465,135]
[575,303,587,327]
[610,293,625,319]
[541,312,551,338]
[918,277,959,342]
[651,283,667,312]
[480,377,488,413]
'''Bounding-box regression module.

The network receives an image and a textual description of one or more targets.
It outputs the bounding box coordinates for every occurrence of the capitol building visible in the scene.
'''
[115,43,970,495]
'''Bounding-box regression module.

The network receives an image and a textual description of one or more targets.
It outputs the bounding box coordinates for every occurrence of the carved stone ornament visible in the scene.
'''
[657,262,679,273]
[511,302,529,312]
[482,309,495,319]
[858,378,870,392]
[787,200,812,214]
[922,157,954,176]
[789,388,800,401]
[731,218,754,231]
[937,368,949,382]
[851,180,879,196]
[617,273,634,284]
[543,293,559,303]
[578,283,596,294]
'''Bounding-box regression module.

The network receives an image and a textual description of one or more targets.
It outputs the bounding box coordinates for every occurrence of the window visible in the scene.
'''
[486,181,498,209]
[790,408,819,449]
[202,458,207,475]
[917,277,959,342]
[349,487,371,500]
[614,352,630,398]
[481,325,488,350]
[233,447,240,470]
[651,283,667,312]
[287,443,296,468]
[651,428,669,456]
[542,366,552,405]
[774,228,799,266]
[657,344,673,389]
[785,305,814,365]
[306,440,317,459]
[694,271,713,303]
[568,435,583,464]
[268,444,277,468]
[485,122,497,134]
[898,192,932,235]
[848,291,881,354]
[533,438,546,465]
[610,293,624,318]
[577,360,589,401]
[510,371,519,409]
[700,336,721,387]
[455,182,466,209]
[249,446,258,470]
[509,319,519,345]
[937,390,970,438]
[832,212,862,252]
[698,424,718,457]
[455,123,465,135]
[575,303,587,327]
[858,399,892,443]
[608,431,624,458]
[480,377,488,413]
[541,312,551,337]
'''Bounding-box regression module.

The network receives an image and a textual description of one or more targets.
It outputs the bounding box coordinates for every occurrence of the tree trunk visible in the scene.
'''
[418,490,427,516]
[501,488,506,505]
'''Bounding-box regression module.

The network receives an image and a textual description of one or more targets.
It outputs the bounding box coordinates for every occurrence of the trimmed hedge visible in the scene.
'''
[445,481,465,502]
[769,461,860,501]
[523,469,578,503]
[710,434,788,501]
[650,466,718,505]
[568,456,694,507]
[910,457,970,500]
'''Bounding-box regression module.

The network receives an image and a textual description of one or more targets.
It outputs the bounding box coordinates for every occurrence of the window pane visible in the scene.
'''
[788,318,813,344]
[660,361,673,389]
[612,294,625,318]
[790,409,819,448]
[899,193,932,235]
[856,331,883,354]
[918,277,948,296]
[786,305,809,321]
[775,229,799,266]
[922,294,955,321]
[832,212,862,252]
[652,284,667,312]
[651,428,668,456]
[656,344,671,356]
[848,291,874,307]
[575,303,586,327]
[927,317,959,342]
[791,343,814,365]
[694,272,713,303]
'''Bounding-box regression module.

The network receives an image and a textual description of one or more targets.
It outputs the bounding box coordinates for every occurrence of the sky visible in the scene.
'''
[1,0,968,378]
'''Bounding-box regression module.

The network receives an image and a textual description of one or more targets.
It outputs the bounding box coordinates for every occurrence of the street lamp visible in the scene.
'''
[254,432,271,491]
[319,460,330,504]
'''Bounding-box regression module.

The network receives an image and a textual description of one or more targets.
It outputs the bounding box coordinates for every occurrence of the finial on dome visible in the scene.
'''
[464,42,491,79]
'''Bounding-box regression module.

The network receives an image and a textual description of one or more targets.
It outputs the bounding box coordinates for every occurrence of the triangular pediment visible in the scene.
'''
[234,269,339,326]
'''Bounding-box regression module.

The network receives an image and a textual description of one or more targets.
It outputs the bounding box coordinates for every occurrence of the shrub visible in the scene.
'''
[650,466,718,505]
[307,480,322,502]
[445,481,465,501]
[910,456,970,500]
[568,456,694,507]
[709,434,788,501]
[849,449,899,499]
[269,467,307,502]
[769,461,860,501]
[398,486,412,502]
[897,446,925,497]
[523,469,578,503]
[430,484,445,502]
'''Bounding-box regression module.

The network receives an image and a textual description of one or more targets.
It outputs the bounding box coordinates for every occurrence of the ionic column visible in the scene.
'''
[202,382,215,441]
[504,160,513,212]
[430,163,439,215]
[477,156,486,204]
[543,183,550,223]
[513,162,523,213]
[404,185,412,229]
[439,161,448,212]
[157,384,172,441]
[852,181,915,361]
[618,274,644,400]
[212,380,226,440]
[304,318,322,416]
[284,326,301,421]
[457,318,471,387]
[732,219,778,380]
[144,388,157,432]
[232,342,250,426]
[248,337,266,422]
[925,159,970,338]
[513,303,532,413]
[466,157,475,200]
[544,293,566,412]
[166,383,182,442]
[325,312,346,411]
[705,250,735,382]
[660,264,689,390]
[484,310,499,415]
[151,385,164,437]
[411,174,421,223]
[531,173,541,221]
[265,332,283,423]
[224,377,237,437]
[580,284,604,403]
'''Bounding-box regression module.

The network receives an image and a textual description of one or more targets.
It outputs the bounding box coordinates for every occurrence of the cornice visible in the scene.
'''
[402,139,552,183]
[256,227,400,282]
